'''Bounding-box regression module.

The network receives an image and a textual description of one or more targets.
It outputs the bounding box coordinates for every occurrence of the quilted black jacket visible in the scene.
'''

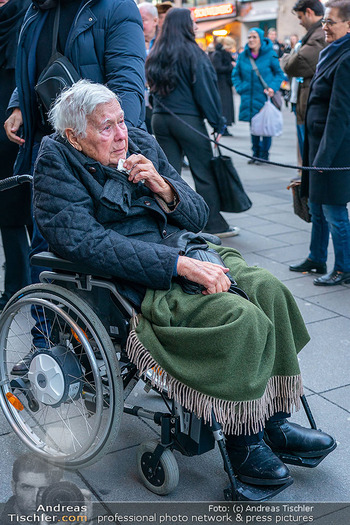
[33,128,209,306]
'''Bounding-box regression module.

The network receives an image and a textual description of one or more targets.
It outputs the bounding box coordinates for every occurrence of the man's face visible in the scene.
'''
[139,8,157,41]
[13,472,49,514]
[296,10,312,30]
[268,30,277,41]
[158,12,167,31]
[74,99,128,168]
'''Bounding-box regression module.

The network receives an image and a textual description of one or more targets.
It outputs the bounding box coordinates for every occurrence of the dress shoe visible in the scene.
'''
[264,419,336,458]
[226,439,291,486]
[222,129,233,137]
[314,270,350,286]
[289,258,327,274]
[11,351,34,376]
[247,158,260,165]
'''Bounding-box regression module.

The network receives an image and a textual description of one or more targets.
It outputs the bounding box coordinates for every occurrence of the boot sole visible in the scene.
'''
[268,440,337,458]
[236,472,293,486]
[289,267,326,274]
[314,279,350,286]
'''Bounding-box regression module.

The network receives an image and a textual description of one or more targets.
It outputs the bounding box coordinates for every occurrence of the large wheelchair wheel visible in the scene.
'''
[0,283,124,468]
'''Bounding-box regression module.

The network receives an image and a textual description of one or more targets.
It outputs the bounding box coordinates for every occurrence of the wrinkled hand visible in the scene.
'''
[264,88,275,98]
[4,108,25,145]
[176,255,231,295]
[123,154,174,202]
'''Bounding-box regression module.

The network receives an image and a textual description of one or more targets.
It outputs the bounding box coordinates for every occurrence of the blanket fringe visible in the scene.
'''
[126,326,303,435]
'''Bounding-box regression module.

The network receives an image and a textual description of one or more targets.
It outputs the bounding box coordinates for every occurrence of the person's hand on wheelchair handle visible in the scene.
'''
[177,256,231,295]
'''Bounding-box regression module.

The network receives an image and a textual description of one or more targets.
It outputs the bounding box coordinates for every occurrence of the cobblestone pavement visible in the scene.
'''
[0,102,349,507]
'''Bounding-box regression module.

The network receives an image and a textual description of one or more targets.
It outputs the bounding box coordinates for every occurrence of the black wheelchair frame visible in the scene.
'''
[0,175,332,501]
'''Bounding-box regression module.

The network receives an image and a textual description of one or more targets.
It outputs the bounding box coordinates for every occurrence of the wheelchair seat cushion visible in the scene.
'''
[126,244,309,435]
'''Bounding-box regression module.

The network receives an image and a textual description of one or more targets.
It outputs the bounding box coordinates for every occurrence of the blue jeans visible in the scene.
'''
[291,104,305,159]
[296,123,305,159]
[251,134,272,160]
[308,202,350,272]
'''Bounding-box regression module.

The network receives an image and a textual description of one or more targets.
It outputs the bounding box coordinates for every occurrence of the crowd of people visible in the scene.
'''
[0,0,348,498]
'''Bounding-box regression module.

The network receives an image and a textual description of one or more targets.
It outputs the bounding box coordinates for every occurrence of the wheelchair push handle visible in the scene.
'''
[0,174,32,191]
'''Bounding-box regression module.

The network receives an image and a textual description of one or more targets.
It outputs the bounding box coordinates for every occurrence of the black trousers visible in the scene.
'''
[0,225,31,299]
[152,113,229,233]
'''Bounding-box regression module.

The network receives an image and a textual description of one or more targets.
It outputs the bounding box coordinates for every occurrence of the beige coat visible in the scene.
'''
[280,22,327,125]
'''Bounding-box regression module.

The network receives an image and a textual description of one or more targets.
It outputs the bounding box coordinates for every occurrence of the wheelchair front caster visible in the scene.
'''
[137,440,179,495]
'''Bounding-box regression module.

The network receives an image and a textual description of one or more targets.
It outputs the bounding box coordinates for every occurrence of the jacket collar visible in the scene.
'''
[301,19,323,46]
[315,33,350,78]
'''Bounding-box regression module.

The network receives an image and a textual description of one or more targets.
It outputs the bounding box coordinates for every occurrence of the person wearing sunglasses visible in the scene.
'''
[295,0,350,286]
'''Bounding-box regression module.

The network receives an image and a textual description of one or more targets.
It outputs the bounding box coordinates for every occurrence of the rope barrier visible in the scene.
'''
[154,98,350,172]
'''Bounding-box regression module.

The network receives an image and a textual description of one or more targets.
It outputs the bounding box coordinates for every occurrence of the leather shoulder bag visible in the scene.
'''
[161,231,249,300]
[35,1,80,113]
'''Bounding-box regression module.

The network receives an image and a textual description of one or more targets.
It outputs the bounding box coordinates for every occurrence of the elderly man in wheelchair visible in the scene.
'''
[0,80,335,501]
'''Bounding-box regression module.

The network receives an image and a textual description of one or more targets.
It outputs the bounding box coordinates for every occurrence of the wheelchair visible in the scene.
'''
[0,175,333,502]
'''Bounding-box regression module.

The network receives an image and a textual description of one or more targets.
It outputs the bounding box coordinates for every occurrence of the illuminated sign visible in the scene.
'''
[191,3,236,21]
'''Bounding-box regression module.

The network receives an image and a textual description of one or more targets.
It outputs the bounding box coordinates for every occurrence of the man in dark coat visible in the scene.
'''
[280,0,326,159]
[292,0,350,286]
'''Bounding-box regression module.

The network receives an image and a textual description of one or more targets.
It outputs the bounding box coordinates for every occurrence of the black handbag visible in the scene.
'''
[35,1,80,113]
[161,230,249,299]
[210,147,252,213]
[287,180,311,223]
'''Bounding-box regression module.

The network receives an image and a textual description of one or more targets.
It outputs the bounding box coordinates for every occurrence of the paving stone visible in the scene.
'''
[223,229,288,254]
[298,316,350,391]
[320,385,350,412]
[304,287,350,318]
[247,223,298,236]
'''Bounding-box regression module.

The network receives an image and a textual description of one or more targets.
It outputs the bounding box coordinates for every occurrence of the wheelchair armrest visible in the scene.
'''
[31,251,113,279]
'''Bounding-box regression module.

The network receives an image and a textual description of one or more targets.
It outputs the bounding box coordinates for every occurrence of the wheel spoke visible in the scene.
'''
[0,286,123,466]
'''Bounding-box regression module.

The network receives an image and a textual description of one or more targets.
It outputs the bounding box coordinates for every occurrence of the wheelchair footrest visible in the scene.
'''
[275,449,334,468]
[224,477,293,502]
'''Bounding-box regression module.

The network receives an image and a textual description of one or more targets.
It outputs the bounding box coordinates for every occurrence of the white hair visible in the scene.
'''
[138,2,158,18]
[48,79,120,138]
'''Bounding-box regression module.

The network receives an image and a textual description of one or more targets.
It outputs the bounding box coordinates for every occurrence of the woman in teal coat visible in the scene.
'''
[232,27,284,162]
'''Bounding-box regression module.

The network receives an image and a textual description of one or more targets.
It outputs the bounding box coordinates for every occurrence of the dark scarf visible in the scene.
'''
[316,32,350,74]
[0,0,31,69]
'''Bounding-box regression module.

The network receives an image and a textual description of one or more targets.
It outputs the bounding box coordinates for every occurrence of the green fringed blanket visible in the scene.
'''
[126,245,310,435]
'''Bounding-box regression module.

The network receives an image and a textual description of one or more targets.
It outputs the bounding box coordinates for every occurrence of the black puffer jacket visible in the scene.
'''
[34,128,209,305]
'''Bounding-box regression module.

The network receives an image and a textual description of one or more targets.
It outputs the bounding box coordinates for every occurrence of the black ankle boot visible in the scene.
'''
[264,419,336,458]
[226,439,291,486]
